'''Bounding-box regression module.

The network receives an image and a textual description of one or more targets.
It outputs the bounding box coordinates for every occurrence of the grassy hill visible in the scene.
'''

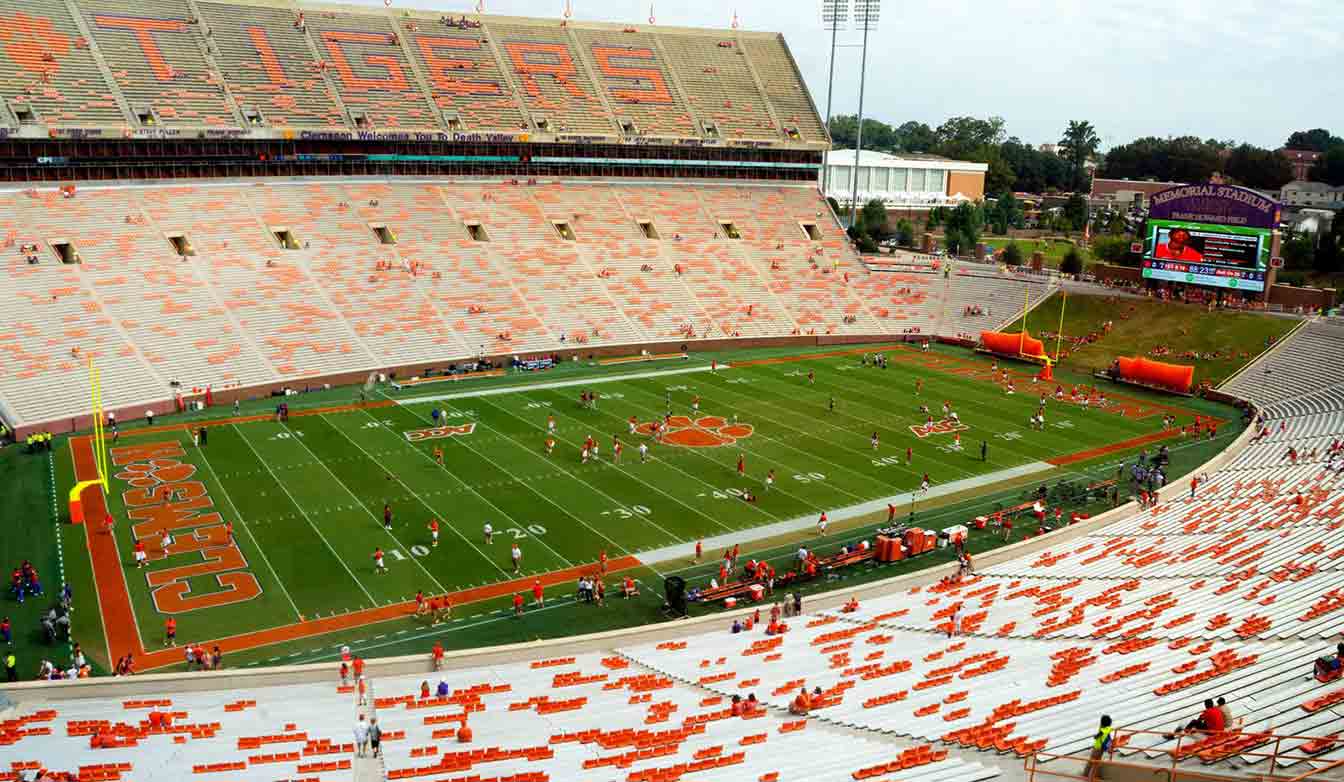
[1003,291,1301,386]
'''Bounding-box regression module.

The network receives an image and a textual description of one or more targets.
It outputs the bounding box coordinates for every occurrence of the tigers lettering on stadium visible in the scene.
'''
[111,441,262,614]
[404,423,477,442]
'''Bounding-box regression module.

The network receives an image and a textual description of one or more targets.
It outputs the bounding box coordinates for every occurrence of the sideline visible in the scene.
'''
[388,363,721,405]
[637,460,1055,564]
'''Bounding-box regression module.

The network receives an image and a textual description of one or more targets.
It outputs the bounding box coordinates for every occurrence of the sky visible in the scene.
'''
[340,0,1343,150]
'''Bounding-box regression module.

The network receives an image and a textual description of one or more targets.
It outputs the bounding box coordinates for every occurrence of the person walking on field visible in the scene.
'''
[511,543,522,574]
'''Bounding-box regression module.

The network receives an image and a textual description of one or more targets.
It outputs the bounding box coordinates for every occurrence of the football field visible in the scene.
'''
[73,343,1212,668]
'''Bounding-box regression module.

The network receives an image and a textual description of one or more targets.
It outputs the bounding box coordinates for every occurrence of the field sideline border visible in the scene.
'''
[62,352,1221,671]
[14,393,1256,702]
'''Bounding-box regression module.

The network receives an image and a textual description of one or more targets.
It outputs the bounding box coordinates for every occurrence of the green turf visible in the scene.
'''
[16,342,1241,671]
[1004,291,1301,386]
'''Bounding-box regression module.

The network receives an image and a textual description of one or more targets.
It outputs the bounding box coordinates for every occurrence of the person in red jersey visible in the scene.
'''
[1154,227,1203,261]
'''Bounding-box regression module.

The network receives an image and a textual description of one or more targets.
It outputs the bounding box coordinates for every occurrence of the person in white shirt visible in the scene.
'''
[354,714,370,757]
[483,522,493,544]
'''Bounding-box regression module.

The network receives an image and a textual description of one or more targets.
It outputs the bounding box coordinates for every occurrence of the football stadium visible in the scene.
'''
[1,1,1342,781]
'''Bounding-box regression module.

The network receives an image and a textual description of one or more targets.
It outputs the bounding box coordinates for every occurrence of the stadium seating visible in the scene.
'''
[76,0,239,127]
[0,0,127,126]
[195,1,346,128]
[656,32,779,140]
[1220,319,1344,409]
[571,27,698,138]
[1,178,1054,430]
[399,15,529,132]
[6,652,1002,782]
[3,3,827,145]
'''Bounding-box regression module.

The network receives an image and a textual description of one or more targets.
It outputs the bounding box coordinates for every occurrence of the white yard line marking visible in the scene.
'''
[194,437,305,621]
[522,387,818,521]
[389,363,724,406]
[230,423,379,607]
[468,394,737,537]
[320,411,513,580]
[284,417,450,595]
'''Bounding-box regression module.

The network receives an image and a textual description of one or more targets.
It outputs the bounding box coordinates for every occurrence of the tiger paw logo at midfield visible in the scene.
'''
[404,423,476,442]
[909,420,969,439]
[114,458,198,488]
[635,415,754,447]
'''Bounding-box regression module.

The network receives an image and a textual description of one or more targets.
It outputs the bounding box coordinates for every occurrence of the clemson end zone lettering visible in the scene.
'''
[405,423,477,442]
[111,441,262,614]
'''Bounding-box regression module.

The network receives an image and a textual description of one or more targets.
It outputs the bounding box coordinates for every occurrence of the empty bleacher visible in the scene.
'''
[6,652,1002,782]
[195,0,345,128]
[571,27,697,138]
[2,177,963,430]
[490,20,617,137]
[740,35,827,143]
[400,18,529,132]
[2,4,828,143]
[1220,319,1344,410]
[0,0,127,126]
[303,8,439,129]
[76,0,238,127]
[657,32,778,141]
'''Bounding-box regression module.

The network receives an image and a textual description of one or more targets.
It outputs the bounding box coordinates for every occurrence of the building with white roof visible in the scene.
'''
[821,149,987,212]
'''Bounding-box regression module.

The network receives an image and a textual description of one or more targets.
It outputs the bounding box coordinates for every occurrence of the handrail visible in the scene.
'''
[1026,726,1344,782]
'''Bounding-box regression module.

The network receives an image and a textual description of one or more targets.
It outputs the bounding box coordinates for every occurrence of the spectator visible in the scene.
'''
[793,592,802,616]
[1082,715,1113,779]
[436,679,449,697]
[1165,699,1224,739]
[730,694,744,716]
[4,651,15,682]
[354,714,370,757]
[788,687,811,716]
[369,717,383,758]
[1217,697,1232,728]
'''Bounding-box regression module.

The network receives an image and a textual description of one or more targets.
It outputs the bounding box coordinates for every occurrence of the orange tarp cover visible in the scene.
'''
[980,330,1046,358]
[1116,356,1194,393]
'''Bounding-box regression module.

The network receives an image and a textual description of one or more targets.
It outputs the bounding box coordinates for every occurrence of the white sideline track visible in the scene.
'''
[386,362,724,405]
[635,460,1055,564]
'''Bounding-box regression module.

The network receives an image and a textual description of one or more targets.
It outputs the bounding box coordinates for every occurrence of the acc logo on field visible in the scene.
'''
[909,420,969,439]
[404,423,476,442]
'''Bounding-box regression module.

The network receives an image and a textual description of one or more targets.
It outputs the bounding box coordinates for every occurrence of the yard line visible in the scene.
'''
[747,366,1039,474]
[349,406,582,572]
[194,434,304,622]
[390,399,680,563]
[701,372,981,481]
[525,387,820,520]
[387,363,722,405]
[282,417,450,595]
[466,394,739,537]
[617,379,876,500]
[319,411,514,579]
[230,424,378,607]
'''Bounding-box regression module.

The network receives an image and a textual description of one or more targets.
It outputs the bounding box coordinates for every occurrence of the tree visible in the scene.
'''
[943,202,983,255]
[1314,209,1344,274]
[858,199,890,240]
[1060,247,1084,275]
[1281,230,1315,270]
[1000,137,1071,193]
[926,207,944,230]
[1312,147,1344,187]
[1090,234,1135,266]
[1002,241,1023,266]
[1285,129,1344,152]
[1223,144,1294,190]
[987,192,1024,234]
[933,116,1006,159]
[1061,194,1088,233]
[1099,136,1221,183]
[894,218,915,247]
[826,115,897,151]
[892,121,936,153]
[1058,120,1100,192]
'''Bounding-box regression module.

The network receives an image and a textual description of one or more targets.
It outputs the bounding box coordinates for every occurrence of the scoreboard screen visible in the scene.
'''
[1142,219,1270,292]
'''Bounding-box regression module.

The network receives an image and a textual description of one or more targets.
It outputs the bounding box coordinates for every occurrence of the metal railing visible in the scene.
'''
[1025,727,1344,782]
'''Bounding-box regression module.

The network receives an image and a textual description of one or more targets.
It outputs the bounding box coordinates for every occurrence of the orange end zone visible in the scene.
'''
[67,404,644,671]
